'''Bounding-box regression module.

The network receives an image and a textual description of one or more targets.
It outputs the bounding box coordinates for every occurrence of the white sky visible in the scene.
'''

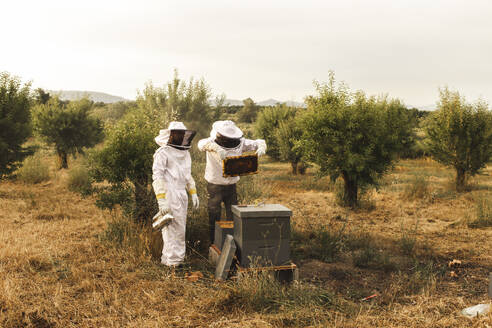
[2,0,492,107]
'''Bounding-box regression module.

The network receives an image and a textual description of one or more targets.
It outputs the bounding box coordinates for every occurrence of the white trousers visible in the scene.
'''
[161,188,188,266]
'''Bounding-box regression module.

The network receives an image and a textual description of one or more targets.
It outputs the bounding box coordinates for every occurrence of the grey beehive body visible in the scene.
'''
[232,204,292,267]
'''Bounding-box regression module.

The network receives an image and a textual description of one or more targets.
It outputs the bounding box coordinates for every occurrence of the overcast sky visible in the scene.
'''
[2,0,492,107]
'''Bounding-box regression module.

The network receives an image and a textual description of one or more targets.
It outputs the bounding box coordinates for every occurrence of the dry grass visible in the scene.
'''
[1,155,492,327]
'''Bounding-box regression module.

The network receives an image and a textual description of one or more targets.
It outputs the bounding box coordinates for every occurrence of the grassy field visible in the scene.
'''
[1,153,491,327]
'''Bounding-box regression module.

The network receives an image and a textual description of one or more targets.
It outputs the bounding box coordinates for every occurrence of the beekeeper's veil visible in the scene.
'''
[211,120,243,149]
[155,121,196,149]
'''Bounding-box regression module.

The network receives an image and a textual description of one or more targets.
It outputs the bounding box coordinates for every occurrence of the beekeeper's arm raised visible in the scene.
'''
[242,138,267,157]
[198,137,227,160]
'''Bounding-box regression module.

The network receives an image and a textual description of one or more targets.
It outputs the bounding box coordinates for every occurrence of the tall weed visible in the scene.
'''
[468,194,492,228]
[16,154,50,184]
[223,268,337,313]
[402,175,431,200]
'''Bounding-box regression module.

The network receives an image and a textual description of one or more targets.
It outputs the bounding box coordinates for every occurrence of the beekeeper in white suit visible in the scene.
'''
[198,120,266,243]
[152,121,199,267]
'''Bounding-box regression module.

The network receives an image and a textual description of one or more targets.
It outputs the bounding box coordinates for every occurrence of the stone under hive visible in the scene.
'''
[232,204,292,267]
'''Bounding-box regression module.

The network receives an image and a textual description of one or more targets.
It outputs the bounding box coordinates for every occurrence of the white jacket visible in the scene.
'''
[152,131,196,195]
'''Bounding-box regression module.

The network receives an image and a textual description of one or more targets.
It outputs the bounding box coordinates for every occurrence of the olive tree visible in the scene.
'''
[255,104,297,160]
[137,71,213,137]
[238,98,259,123]
[275,114,307,174]
[298,74,413,207]
[425,87,492,190]
[90,108,158,223]
[0,72,33,177]
[32,97,104,168]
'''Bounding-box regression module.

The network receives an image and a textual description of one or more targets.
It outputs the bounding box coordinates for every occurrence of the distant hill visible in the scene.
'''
[48,90,128,103]
[417,104,437,111]
[48,90,306,107]
[408,104,436,111]
[222,99,244,106]
[221,98,306,108]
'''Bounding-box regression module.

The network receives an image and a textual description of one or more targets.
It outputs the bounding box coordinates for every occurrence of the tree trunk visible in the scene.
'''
[298,162,307,175]
[57,150,68,169]
[291,162,298,175]
[456,168,466,191]
[342,172,358,207]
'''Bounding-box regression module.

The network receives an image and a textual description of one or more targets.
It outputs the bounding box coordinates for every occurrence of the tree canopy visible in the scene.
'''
[255,104,297,161]
[0,72,33,177]
[298,73,414,207]
[425,87,492,190]
[32,97,104,168]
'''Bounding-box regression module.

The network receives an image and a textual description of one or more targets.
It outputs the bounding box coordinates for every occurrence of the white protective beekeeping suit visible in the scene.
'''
[197,120,267,185]
[152,121,199,266]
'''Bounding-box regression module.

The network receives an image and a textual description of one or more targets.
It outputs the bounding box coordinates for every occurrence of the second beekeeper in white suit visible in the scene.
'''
[152,121,199,267]
[198,120,266,243]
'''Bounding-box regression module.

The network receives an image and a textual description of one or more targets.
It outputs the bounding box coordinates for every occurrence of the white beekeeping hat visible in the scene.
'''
[211,120,243,139]
[168,121,187,130]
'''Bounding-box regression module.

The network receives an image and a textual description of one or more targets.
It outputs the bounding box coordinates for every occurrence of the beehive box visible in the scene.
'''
[214,221,233,250]
[232,204,292,267]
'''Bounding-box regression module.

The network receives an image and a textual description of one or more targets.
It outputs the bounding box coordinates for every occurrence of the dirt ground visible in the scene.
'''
[0,158,491,327]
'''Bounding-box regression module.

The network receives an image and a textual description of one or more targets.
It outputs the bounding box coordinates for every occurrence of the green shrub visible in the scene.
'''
[67,164,92,195]
[17,154,50,184]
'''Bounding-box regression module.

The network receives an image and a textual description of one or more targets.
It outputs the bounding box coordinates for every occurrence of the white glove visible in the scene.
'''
[204,141,228,160]
[217,148,227,160]
[192,194,199,210]
[255,140,267,157]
